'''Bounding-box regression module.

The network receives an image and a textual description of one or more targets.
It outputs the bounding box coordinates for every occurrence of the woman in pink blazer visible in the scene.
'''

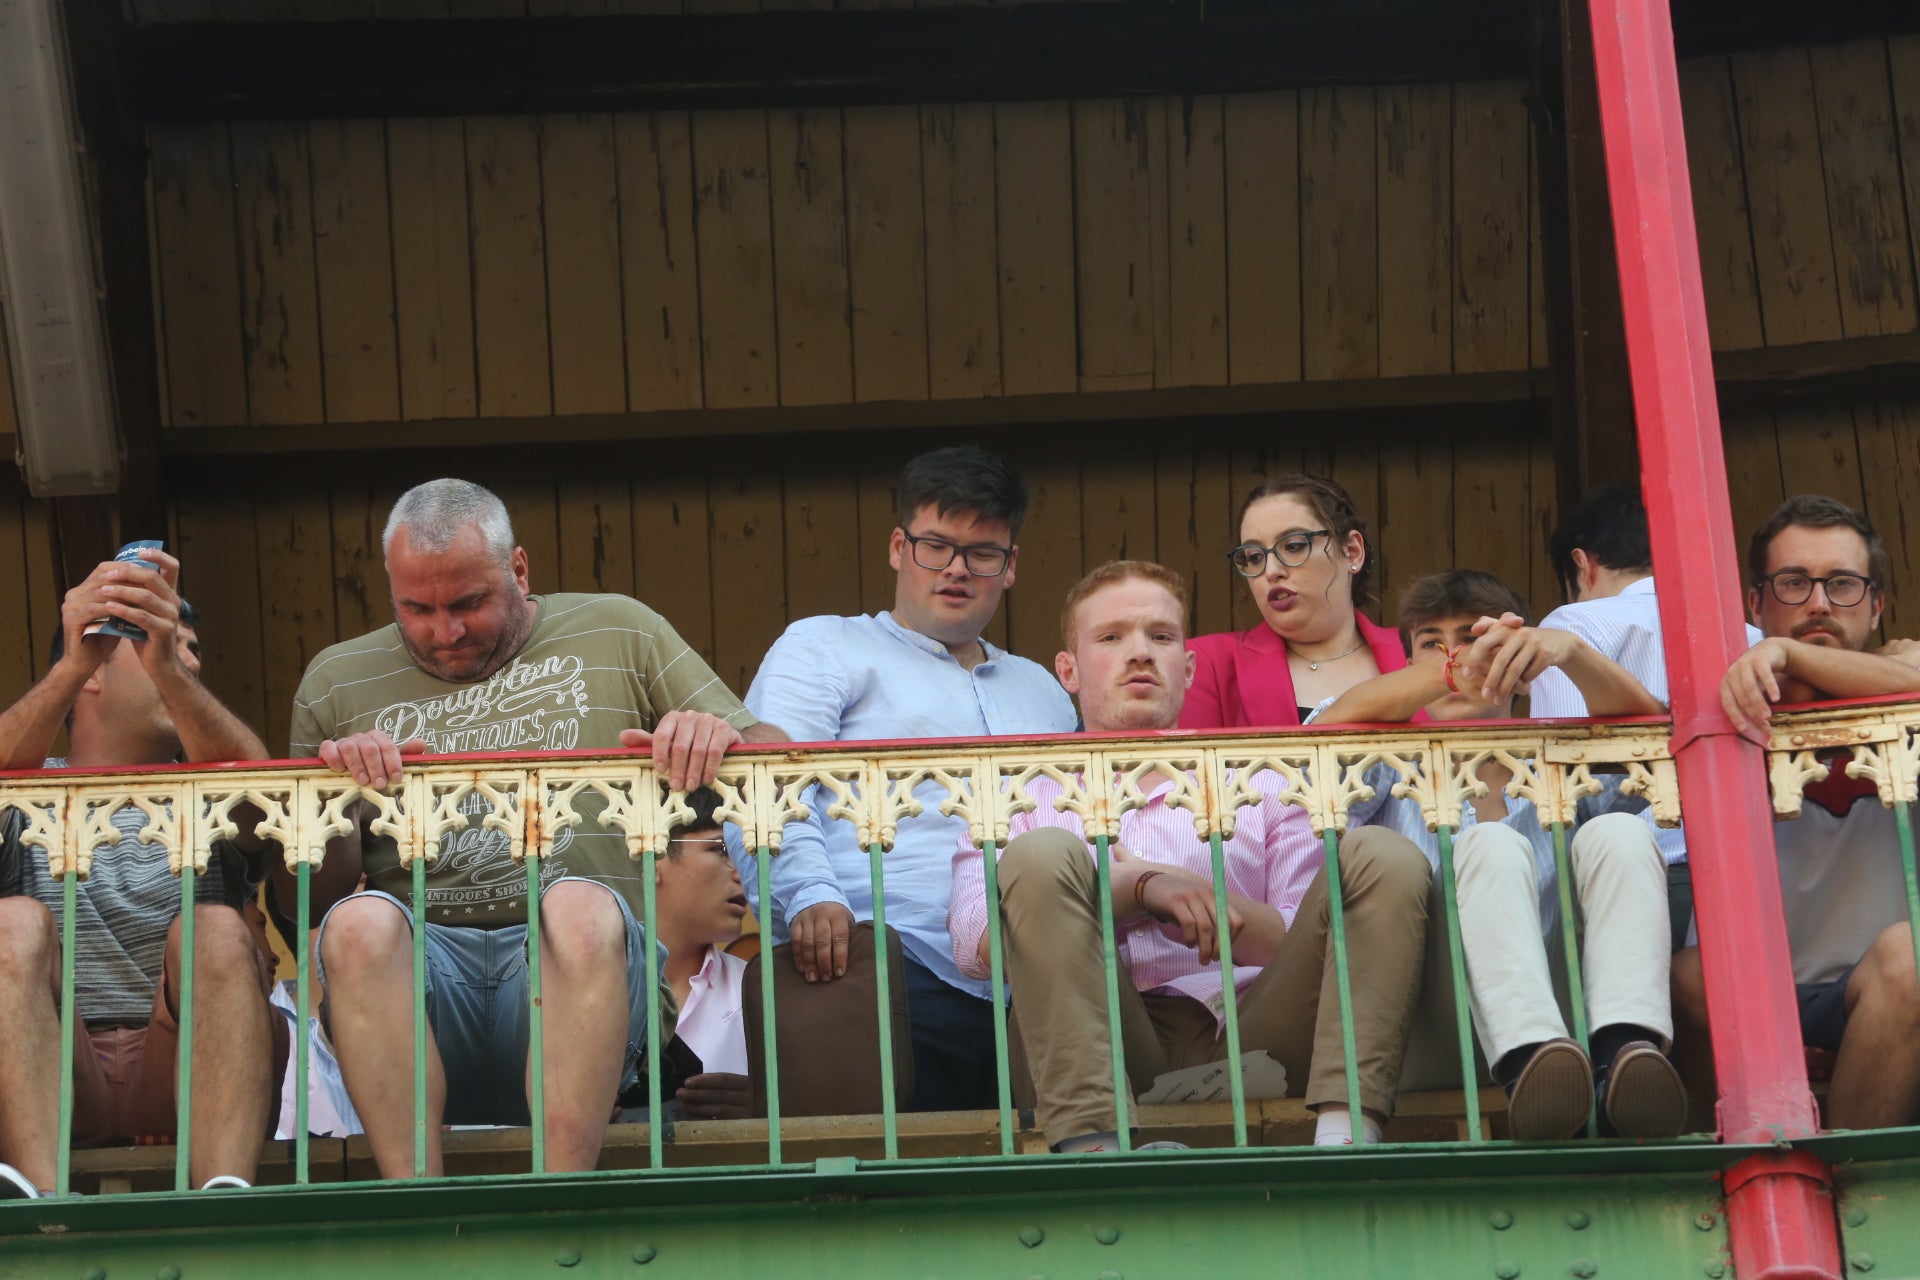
[1180,474,1411,729]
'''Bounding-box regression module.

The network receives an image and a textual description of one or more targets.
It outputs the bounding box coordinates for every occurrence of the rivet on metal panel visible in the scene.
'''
[630,1245,657,1264]
[1094,1226,1119,1245]
[1566,1211,1590,1231]
[1702,1261,1726,1279]
[1018,1226,1045,1248]
[1850,1253,1876,1273]
[556,1248,582,1267]
[1693,1213,1717,1231]
[1494,1263,1520,1279]
[1844,1207,1869,1227]
[1490,1211,1514,1230]
[1570,1260,1598,1278]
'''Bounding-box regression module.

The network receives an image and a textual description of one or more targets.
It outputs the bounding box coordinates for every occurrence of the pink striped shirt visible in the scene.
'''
[947,770,1322,1025]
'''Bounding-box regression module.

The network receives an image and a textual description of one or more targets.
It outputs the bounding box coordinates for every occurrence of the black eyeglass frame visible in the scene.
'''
[1226,529,1334,578]
[899,530,1014,578]
[1757,571,1877,607]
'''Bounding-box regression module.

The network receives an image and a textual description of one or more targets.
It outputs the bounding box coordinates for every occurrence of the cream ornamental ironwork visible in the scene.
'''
[15,700,1920,887]
[1763,711,1912,817]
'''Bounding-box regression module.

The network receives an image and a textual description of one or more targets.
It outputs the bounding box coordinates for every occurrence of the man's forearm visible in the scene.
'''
[1318,664,1446,725]
[742,721,789,744]
[1559,643,1667,717]
[0,664,91,770]
[153,671,268,762]
[1782,640,1920,700]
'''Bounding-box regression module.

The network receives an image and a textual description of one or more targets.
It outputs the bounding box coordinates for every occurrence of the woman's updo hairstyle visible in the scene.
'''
[1237,474,1376,606]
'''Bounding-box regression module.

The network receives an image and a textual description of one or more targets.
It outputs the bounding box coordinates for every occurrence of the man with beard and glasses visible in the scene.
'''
[289,479,786,1177]
[1672,495,1920,1129]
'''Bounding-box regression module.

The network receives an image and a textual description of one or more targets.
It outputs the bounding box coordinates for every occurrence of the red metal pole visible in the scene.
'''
[1581,2,1839,1277]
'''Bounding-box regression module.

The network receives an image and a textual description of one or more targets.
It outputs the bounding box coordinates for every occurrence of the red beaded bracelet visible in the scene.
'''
[1441,645,1464,695]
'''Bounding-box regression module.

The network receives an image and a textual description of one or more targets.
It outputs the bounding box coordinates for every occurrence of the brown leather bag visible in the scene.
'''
[742,922,915,1118]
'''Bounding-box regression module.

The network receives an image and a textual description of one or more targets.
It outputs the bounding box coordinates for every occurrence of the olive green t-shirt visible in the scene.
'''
[289,593,756,927]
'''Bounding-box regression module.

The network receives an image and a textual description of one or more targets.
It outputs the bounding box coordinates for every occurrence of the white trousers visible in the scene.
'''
[1453,813,1673,1066]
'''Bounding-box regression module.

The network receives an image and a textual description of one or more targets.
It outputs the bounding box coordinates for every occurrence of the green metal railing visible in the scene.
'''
[13,705,1916,1194]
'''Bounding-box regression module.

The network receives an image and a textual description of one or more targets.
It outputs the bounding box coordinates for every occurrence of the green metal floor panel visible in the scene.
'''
[0,1148,1736,1280]
[1806,1128,1920,1280]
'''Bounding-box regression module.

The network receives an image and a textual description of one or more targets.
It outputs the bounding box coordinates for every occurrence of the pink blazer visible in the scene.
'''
[1179,613,1414,730]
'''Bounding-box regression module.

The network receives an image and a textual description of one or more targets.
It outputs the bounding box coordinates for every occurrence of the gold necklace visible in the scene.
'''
[1295,639,1366,671]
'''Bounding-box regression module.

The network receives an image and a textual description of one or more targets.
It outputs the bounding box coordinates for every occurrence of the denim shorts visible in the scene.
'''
[1797,965,1857,1054]
[314,877,658,1126]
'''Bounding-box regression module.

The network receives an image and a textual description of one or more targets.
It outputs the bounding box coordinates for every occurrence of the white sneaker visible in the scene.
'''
[0,1164,40,1199]
[199,1176,251,1191]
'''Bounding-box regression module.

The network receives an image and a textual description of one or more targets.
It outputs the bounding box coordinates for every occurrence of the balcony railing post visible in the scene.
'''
[1205,827,1249,1148]
[295,858,313,1181]
[174,859,196,1191]
[523,833,547,1175]
[56,857,77,1198]
[1548,821,1598,1137]
[977,835,1016,1155]
[755,841,782,1166]
[1433,825,1482,1142]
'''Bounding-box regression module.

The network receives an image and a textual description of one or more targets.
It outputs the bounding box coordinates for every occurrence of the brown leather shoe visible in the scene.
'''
[1601,1041,1689,1139]
[1505,1038,1593,1141]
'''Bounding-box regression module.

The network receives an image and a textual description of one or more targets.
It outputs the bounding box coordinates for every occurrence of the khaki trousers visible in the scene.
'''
[997,825,1432,1147]
[1398,812,1672,1089]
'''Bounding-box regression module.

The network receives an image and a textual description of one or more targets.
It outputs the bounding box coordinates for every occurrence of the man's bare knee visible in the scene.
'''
[0,896,57,986]
[1856,924,1920,1014]
[179,905,261,984]
[319,898,413,989]
[539,882,627,967]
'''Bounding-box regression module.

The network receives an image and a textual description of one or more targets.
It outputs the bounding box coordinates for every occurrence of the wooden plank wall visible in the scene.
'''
[3,47,1920,752]
[143,84,1547,430]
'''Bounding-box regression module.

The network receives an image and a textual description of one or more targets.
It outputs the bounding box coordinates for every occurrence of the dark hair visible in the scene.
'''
[1237,474,1376,606]
[49,597,201,668]
[1549,485,1651,597]
[1746,495,1890,591]
[895,446,1030,539]
[1396,571,1530,651]
[665,785,725,854]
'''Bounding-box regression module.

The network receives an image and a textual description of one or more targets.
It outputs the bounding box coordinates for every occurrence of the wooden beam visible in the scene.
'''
[1536,0,1639,512]
[156,370,1545,459]
[130,0,1920,122]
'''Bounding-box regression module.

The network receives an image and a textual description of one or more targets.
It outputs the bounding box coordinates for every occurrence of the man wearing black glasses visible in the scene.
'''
[1673,495,1920,1130]
[737,447,1076,1111]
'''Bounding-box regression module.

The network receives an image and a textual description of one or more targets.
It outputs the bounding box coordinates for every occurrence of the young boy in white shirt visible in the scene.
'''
[1316,570,1686,1140]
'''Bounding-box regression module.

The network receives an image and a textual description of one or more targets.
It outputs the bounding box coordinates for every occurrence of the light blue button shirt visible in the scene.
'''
[731,611,1078,997]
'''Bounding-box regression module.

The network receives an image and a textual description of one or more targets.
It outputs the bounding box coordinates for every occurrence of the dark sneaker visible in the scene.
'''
[1505,1038,1593,1141]
[1600,1041,1688,1139]
[0,1163,40,1200]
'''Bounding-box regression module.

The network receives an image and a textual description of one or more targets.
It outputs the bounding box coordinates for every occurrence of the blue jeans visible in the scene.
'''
[315,877,659,1126]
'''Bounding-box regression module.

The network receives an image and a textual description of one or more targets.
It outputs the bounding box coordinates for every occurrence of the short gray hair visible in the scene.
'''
[383,479,516,567]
